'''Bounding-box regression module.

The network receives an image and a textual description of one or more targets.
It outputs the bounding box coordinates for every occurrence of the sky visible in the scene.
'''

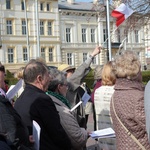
[75,0,92,2]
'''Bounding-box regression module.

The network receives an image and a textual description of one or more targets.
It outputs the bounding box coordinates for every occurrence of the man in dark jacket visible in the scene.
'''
[14,59,71,150]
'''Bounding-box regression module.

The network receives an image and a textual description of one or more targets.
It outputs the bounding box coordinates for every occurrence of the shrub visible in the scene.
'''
[5,70,18,87]
[84,69,150,89]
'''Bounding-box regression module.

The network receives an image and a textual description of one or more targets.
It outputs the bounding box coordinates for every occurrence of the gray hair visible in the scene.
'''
[94,65,103,80]
[48,68,67,92]
[23,59,48,83]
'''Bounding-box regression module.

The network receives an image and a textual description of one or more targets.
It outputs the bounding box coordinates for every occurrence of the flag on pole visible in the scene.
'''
[111,3,134,27]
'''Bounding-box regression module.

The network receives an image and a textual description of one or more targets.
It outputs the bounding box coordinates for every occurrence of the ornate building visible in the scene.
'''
[0,0,147,72]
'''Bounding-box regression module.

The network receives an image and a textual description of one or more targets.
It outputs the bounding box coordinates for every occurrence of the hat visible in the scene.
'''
[58,64,75,72]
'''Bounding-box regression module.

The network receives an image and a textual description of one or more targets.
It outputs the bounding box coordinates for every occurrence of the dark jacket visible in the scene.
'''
[0,95,30,149]
[14,84,71,150]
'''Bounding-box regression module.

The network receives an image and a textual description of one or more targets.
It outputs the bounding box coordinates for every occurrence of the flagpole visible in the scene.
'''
[106,0,111,61]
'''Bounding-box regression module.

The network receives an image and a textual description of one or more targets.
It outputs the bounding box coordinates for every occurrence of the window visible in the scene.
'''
[49,48,53,62]
[41,47,45,59]
[117,29,121,43]
[135,30,139,43]
[103,29,108,42]
[83,53,87,62]
[91,29,95,43]
[21,1,24,10]
[23,47,28,61]
[82,28,86,43]
[6,20,12,34]
[124,29,128,43]
[92,57,96,65]
[47,3,50,11]
[40,21,44,35]
[40,2,44,11]
[66,28,71,43]
[8,48,13,63]
[22,20,26,35]
[48,21,52,35]
[6,0,11,9]
[67,53,72,65]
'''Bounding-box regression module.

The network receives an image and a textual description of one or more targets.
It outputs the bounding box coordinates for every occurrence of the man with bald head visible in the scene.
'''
[14,59,71,150]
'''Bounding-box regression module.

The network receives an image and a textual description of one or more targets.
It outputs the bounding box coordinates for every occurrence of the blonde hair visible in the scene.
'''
[15,67,25,79]
[114,50,141,80]
[102,61,116,86]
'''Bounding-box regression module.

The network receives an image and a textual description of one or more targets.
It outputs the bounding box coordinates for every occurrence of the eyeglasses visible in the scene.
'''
[63,83,68,87]
[0,66,5,73]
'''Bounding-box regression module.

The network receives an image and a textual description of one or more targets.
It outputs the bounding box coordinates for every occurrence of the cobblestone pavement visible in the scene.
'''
[86,114,99,150]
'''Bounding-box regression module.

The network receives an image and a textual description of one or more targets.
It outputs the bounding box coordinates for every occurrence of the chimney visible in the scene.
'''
[67,0,75,4]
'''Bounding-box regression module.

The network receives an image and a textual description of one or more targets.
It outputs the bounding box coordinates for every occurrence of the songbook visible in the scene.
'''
[90,128,115,139]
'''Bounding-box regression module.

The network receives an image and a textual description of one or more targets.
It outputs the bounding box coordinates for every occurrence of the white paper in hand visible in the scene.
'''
[82,92,91,106]
[90,127,115,139]
[6,79,23,101]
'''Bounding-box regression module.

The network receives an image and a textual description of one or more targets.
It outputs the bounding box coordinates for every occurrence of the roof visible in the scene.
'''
[58,1,95,11]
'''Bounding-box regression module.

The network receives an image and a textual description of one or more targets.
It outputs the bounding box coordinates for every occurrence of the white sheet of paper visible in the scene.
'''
[90,127,115,139]
[82,92,91,106]
[70,101,82,112]
[33,120,41,150]
[6,79,23,101]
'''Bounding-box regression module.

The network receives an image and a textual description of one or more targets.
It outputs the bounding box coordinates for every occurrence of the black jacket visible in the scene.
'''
[14,84,71,150]
[0,95,30,149]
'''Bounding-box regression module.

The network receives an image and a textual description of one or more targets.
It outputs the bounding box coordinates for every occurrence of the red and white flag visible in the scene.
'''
[111,3,134,27]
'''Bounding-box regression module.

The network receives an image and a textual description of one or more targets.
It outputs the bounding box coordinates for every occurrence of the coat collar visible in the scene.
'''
[115,78,144,91]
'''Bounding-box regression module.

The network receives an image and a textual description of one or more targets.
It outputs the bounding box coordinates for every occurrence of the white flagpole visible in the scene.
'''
[24,0,30,61]
[35,0,40,57]
[106,0,111,61]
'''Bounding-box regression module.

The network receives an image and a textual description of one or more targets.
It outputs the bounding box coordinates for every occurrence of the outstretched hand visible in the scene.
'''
[91,46,102,57]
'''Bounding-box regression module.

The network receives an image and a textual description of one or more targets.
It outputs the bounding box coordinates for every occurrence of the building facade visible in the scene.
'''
[0,0,147,72]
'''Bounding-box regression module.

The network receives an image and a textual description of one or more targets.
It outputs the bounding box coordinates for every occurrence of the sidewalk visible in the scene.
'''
[86,114,99,150]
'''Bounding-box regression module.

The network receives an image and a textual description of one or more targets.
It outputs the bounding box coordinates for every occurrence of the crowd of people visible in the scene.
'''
[0,46,150,150]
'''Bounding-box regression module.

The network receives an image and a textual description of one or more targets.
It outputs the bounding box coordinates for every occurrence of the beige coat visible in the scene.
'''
[49,95,88,150]
[110,78,150,150]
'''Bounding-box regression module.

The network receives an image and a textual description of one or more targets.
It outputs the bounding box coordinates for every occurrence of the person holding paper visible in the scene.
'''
[47,69,89,150]
[94,61,116,150]
[110,50,150,149]
[58,46,101,129]
[79,82,93,126]
[14,59,71,150]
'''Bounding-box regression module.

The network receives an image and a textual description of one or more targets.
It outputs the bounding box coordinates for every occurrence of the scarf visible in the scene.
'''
[47,91,71,109]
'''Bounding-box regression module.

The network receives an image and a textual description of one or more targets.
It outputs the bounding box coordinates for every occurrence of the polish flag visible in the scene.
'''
[111,3,134,27]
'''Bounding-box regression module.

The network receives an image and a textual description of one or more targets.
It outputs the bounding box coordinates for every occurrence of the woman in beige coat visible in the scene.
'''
[47,69,89,150]
[110,50,150,150]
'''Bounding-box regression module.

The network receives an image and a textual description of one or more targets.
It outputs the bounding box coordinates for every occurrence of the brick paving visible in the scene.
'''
[86,113,99,150]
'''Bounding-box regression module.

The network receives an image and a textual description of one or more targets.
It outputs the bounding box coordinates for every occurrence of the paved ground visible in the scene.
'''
[86,113,99,150]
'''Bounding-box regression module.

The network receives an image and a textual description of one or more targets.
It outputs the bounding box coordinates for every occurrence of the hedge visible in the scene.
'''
[5,69,150,89]
[84,70,150,89]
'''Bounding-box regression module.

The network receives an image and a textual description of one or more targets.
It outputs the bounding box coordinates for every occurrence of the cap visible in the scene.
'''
[58,64,75,72]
